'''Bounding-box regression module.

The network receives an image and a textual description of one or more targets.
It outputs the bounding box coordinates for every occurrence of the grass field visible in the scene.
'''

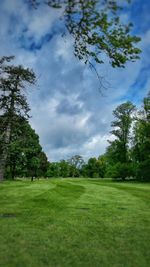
[0,178,150,267]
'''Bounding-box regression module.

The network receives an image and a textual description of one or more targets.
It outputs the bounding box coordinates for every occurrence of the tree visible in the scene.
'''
[38,151,49,177]
[86,157,99,178]
[110,101,135,162]
[30,0,141,69]
[21,121,47,180]
[132,92,150,181]
[46,162,61,177]
[59,160,70,177]
[0,56,36,181]
[97,155,107,178]
[107,101,135,180]
[1,115,48,180]
[68,155,84,177]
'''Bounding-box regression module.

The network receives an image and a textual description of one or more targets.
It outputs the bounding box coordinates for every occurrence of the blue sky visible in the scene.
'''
[0,0,150,161]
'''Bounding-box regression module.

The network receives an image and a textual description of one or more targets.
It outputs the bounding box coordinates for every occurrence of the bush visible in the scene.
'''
[105,162,136,180]
[136,159,150,181]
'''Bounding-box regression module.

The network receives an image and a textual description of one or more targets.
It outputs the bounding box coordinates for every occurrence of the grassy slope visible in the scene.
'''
[0,179,150,267]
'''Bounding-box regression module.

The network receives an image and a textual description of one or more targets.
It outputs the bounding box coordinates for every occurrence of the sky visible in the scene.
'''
[0,0,150,162]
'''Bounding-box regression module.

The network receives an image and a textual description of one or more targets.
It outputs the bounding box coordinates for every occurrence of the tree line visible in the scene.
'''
[104,96,150,181]
[46,94,150,182]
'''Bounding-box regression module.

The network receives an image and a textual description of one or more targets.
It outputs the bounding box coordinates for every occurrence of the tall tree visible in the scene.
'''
[132,92,150,180]
[0,57,36,181]
[110,101,135,162]
[106,101,135,179]
[30,0,141,69]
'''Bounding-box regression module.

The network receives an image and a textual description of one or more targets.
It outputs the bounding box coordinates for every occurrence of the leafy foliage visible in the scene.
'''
[107,101,135,172]
[132,92,150,181]
[30,0,141,67]
[3,116,48,179]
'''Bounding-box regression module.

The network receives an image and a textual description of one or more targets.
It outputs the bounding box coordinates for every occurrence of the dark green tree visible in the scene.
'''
[22,122,46,180]
[3,116,48,180]
[38,151,49,177]
[0,56,36,180]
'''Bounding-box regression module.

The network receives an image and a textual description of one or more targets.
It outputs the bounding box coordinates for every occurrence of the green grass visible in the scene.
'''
[0,178,150,267]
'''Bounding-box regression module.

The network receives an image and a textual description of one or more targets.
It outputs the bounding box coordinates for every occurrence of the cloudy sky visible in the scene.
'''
[0,0,150,162]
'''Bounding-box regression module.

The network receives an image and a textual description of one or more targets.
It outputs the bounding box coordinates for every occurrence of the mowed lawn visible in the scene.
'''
[0,179,150,267]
